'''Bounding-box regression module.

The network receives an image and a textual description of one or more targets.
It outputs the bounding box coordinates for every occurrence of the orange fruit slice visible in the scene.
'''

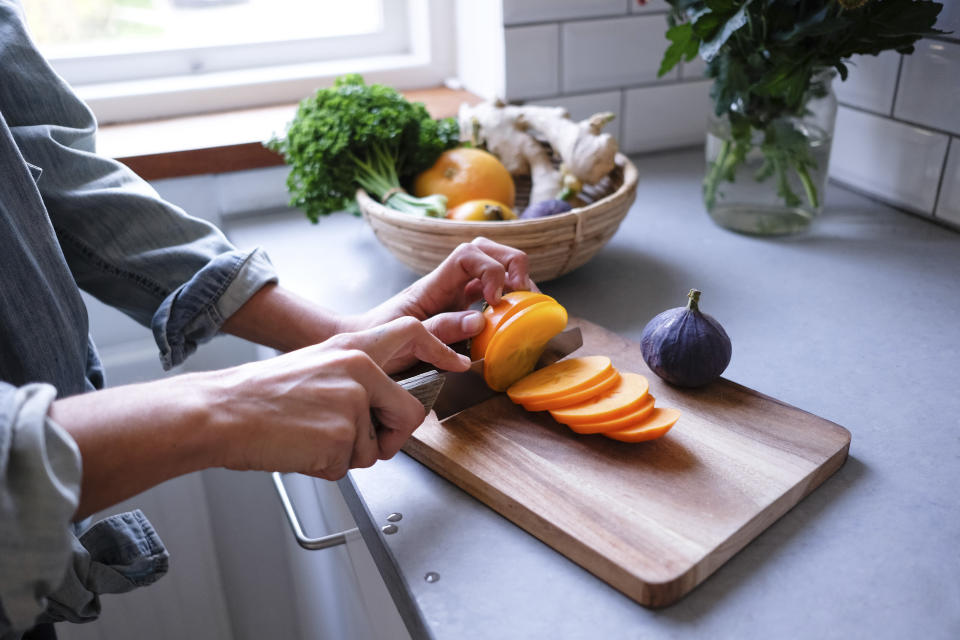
[549,372,650,426]
[602,407,681,443]
[506,355,613,404]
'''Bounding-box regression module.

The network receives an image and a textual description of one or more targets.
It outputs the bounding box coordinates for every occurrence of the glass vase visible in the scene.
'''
[703,70,838,236]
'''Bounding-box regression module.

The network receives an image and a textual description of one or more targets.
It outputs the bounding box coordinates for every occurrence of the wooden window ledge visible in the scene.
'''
[97,87,482,182]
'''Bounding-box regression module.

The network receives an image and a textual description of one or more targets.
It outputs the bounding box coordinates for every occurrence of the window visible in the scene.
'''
[23,0,455,123]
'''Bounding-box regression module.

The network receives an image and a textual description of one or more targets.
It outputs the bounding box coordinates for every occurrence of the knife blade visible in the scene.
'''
[401,326,583,421]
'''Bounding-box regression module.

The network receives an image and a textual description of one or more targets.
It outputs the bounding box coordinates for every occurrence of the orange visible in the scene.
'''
[413,148,515,209]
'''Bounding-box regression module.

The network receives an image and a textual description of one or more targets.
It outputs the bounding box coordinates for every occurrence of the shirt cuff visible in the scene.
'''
[153,247,278,370]
[40,510,169,625]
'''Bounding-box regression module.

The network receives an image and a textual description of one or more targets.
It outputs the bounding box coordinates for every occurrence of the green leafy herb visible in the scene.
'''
[267,74,460,222]
[658,0,946,211]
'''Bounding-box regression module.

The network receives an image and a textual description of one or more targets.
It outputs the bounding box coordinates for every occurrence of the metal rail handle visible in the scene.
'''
[272,472,359,550]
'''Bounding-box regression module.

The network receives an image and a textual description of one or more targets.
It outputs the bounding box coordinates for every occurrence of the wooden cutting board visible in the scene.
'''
[402,318,851,607]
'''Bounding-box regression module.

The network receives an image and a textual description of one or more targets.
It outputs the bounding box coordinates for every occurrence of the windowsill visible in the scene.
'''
[98,87,482,181]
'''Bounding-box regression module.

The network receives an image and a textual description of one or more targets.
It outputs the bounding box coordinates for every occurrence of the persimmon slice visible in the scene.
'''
[602,407,681,442]
[506,355,613,404]
[549,372,650,426]
[521,369,622,412]
[566,394,656,434]
[483,300,568,391]
[470,291,556,360]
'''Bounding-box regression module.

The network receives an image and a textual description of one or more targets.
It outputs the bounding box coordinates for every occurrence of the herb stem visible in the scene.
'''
[704,138,732,211]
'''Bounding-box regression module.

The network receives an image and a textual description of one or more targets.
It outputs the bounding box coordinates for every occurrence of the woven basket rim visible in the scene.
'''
[358,152,638,229]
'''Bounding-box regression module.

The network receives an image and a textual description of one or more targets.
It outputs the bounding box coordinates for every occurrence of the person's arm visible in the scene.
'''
[51,317,469,520]
[0,5,277,371]
[221,237,537,370]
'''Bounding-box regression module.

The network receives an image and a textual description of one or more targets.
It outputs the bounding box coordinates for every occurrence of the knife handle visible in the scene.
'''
[371,369,445,431]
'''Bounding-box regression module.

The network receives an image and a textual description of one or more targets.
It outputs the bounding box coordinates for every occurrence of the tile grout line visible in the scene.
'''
[931,136,953,219]
[889,54,904,118]
[837,102,959,140]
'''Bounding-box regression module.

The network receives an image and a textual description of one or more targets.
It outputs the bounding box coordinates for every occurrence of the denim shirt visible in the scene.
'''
[0,1,278,635]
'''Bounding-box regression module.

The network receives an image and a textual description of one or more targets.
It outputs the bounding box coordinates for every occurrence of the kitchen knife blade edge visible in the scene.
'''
[418,326,583,421]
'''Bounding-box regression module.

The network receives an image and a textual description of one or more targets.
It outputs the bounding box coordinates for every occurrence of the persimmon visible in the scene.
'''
[520,369,622,413]
[483,301,568,391]
[470,291,556,361]
[506,355,613,404]
[549,372,650,426]
[413,148,516,209]
[565,394,656,435]
[602,407,681,443]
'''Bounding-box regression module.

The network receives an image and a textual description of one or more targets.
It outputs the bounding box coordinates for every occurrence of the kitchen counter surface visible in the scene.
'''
[225,149,960,640]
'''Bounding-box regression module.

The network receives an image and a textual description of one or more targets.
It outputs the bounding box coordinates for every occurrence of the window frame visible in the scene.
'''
[43,0,455,124]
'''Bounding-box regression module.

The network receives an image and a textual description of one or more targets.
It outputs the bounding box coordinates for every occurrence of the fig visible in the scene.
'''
[640,289,731,387]
[520,199,573,219]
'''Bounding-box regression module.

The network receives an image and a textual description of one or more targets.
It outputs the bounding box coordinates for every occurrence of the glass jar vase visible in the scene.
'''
[703,70,838,236]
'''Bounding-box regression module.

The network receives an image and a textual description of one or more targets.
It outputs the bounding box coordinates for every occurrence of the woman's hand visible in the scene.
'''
[209,316,469,480]
[345,237,536,370]
[54,317,469,517]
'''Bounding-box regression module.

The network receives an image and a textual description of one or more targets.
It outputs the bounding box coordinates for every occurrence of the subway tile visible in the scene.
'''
[834,51,900,115]
[525,90,623,142]
[830,107,949,215]
[681,55,708,80]
[504,24,560,101]
[630,0,670,14]
[622,80,711,153]
[935,139,960,225]
[562,15,676,93]
[503,0,627,25]
[894,39,960,135]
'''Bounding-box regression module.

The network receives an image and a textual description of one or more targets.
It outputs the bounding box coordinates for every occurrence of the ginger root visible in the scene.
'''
[458,101,618,206]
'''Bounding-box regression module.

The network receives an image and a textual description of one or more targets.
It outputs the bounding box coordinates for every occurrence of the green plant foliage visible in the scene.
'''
[658,0,946,211]
[267,75,460,222]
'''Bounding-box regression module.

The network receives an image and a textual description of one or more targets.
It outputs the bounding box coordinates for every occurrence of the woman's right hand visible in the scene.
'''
[207,316,469,480]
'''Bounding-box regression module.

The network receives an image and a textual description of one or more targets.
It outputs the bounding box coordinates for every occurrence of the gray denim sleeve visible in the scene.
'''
[0,1,278,370]
[0,383,170,635]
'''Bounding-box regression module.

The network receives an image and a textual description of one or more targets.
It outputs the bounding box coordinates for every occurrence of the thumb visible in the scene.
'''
[422,310,485,345]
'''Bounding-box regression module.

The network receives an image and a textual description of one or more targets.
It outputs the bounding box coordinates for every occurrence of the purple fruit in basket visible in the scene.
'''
[640,289,731,388]
[521,199,573,219]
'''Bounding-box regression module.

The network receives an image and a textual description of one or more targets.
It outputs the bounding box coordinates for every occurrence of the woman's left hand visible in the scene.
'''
[344,237,535,371]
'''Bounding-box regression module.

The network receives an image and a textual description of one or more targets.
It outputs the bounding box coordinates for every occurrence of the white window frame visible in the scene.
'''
[51,0,455,124]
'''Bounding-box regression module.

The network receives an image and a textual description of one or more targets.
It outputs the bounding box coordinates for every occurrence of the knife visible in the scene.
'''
[393,326,583,421]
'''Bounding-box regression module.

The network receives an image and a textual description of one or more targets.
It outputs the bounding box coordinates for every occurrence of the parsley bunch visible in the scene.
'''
[268,75,460,222]
[658,0,945,212]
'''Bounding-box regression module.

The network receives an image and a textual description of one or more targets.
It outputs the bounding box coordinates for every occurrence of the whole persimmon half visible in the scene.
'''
[413,148,515,210]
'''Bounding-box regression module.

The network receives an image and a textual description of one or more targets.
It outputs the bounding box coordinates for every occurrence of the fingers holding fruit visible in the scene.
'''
[331,316,470,375]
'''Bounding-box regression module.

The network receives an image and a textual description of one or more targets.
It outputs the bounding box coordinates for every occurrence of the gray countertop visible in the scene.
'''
[226,149,960,640]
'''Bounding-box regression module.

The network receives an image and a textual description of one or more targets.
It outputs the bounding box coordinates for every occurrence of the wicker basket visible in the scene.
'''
[358,153,638,283]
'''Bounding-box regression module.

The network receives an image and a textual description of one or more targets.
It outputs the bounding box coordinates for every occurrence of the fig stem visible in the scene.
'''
[687,289,702,312]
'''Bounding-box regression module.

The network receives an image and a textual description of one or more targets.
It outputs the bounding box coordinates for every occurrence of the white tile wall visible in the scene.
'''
[894,39,960,135]
[458,2,960,231]
[833,51,900,116]
[562,15,677,93]
[935,140,960,225]
[623,81,711,153]
[526,90,623,142]
[504,23,560,100]
[831,107,949,215]
[503,0,626,25]
[680,56,708,81]
[630,0,670,14]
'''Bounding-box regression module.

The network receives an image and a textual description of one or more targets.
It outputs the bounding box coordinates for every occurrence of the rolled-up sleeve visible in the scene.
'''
[0,383,169,635]
[0,2,278,370]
